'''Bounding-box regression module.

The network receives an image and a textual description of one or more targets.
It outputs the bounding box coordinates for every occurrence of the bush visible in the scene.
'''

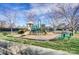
[7,35,13,37]
[18,29,26,34]
[2,32,8,36]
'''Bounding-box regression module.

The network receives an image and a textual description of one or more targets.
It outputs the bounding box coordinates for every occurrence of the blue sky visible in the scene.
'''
[0,3,31,10]
[0,3,54,27]
[0,3,32,26]
[0,3,79,27]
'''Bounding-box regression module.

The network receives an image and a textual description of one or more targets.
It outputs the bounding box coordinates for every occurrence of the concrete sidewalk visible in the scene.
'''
[23,45,72,55]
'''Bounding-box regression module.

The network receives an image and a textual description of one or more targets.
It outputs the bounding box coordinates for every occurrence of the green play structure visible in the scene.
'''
[58,31,73,40]
[31,25,40,33]
[28,21,47,35]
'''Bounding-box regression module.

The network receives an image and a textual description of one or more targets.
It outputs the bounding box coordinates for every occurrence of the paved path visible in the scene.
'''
[22,45,72,55]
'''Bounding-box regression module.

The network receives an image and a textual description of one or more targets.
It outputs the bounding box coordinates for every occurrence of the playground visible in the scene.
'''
[0,20,78,54]
[15,20,74,41]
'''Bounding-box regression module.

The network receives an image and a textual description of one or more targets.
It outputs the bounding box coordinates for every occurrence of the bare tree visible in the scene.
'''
[70,6,79,34]
[54,4,79,35]
[0,20,6,31]
[24,11,36,23]
[46,10,63,31]
[3,9,17,34]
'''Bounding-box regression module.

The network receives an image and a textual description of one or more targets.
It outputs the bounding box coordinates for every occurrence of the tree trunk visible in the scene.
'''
[11,28,13,34]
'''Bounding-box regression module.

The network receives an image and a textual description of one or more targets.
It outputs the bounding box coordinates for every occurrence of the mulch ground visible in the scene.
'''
[72,34,79,38]
[13,32,60,41]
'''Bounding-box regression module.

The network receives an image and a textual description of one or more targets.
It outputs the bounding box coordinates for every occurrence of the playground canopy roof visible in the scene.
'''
[27,21,34,24]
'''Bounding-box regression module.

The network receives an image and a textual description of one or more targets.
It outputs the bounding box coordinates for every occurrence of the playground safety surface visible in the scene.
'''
[72,34,79,38]
[14,32,60,41]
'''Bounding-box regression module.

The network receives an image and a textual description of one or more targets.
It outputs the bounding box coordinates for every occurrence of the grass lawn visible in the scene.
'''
[0,32,79,54]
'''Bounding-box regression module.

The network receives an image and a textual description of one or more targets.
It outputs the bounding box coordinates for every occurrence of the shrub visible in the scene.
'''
[18,29,26,34]
[2,32,8,36]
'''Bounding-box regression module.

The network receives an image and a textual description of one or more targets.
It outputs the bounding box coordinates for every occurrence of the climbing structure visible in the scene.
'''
[27,21,47,35]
